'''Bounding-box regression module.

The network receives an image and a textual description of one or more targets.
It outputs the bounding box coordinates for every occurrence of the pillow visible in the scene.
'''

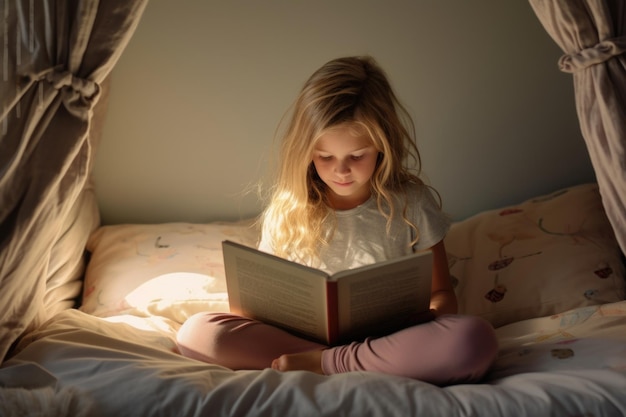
[80,219,260,323]
[445,183,625,328]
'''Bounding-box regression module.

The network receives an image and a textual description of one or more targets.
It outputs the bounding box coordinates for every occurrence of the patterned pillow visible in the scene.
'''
[445,183,625,327]
[80,220,259,323]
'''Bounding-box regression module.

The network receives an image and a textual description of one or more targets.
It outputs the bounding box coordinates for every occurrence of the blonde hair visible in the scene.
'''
[261,56,427,263]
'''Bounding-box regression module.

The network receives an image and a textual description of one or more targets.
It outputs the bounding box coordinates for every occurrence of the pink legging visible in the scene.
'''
[176,312,498,386]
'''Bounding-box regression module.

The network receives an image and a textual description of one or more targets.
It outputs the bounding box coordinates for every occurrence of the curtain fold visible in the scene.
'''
[528,0,626,256]
[0,0,148,361]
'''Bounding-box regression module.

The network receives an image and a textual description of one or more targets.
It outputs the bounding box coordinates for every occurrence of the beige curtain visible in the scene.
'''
[529,0,626,255]
[0,0,148,360]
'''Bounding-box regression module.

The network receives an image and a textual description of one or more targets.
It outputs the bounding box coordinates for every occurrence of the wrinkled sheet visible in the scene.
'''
[2,301,626,417]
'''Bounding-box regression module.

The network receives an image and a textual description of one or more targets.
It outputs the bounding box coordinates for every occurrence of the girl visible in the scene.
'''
[177,56,498,385]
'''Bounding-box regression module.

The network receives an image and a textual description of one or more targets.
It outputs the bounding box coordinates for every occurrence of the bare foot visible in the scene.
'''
[271,349,325,375]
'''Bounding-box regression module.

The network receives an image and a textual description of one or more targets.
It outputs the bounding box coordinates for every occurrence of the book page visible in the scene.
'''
[223,242,329,342]
[335,253,432,341]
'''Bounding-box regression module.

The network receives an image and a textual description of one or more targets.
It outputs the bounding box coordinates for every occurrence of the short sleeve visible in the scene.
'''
[410,185,451,251]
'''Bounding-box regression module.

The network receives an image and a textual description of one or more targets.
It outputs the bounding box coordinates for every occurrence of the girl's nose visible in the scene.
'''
[335,161,350,175]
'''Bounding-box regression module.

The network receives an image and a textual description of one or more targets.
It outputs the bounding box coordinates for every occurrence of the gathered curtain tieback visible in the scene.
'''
[559,37,626,73]
[26,66,100,117]
[46,68,99,99]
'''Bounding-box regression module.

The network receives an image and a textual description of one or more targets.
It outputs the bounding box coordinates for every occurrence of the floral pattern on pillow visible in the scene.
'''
[445,183,626,328]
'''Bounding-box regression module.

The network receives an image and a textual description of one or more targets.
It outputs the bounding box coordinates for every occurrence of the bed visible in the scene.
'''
[2,183,626,416]
[2,1,626,416]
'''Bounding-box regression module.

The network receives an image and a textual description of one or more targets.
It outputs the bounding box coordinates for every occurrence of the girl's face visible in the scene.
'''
[312,125,378,210]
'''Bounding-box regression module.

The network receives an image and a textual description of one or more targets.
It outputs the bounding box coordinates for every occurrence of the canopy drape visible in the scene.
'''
[0,0,148,360]
[529,0,626,256]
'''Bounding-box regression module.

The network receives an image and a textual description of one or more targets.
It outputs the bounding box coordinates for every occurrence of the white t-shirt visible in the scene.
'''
[259,185,450,274]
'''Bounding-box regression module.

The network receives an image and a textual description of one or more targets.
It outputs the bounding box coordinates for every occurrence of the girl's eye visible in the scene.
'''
[351,155,364,161]
[318,155,333,161]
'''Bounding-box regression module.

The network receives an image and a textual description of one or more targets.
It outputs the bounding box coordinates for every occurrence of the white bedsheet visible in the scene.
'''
[2,301,626,417]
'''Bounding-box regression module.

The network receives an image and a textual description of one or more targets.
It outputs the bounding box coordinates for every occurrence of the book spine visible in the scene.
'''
[326,281,339,345]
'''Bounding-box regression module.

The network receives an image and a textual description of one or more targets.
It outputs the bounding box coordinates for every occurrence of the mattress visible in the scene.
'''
[2,300,626,416]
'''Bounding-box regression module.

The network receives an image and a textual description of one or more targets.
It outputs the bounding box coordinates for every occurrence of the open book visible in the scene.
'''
[222,240,433,345]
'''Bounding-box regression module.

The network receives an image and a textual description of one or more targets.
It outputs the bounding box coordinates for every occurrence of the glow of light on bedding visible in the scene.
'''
[124,272,229,318]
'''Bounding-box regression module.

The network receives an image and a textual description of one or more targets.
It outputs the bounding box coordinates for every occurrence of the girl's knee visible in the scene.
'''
[177,312,222,343]
[446,315,498,381]
[460,316,498,356]
[176,312,241,362]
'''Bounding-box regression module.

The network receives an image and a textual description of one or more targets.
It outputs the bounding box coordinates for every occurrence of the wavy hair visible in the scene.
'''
[261,56,427,264]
